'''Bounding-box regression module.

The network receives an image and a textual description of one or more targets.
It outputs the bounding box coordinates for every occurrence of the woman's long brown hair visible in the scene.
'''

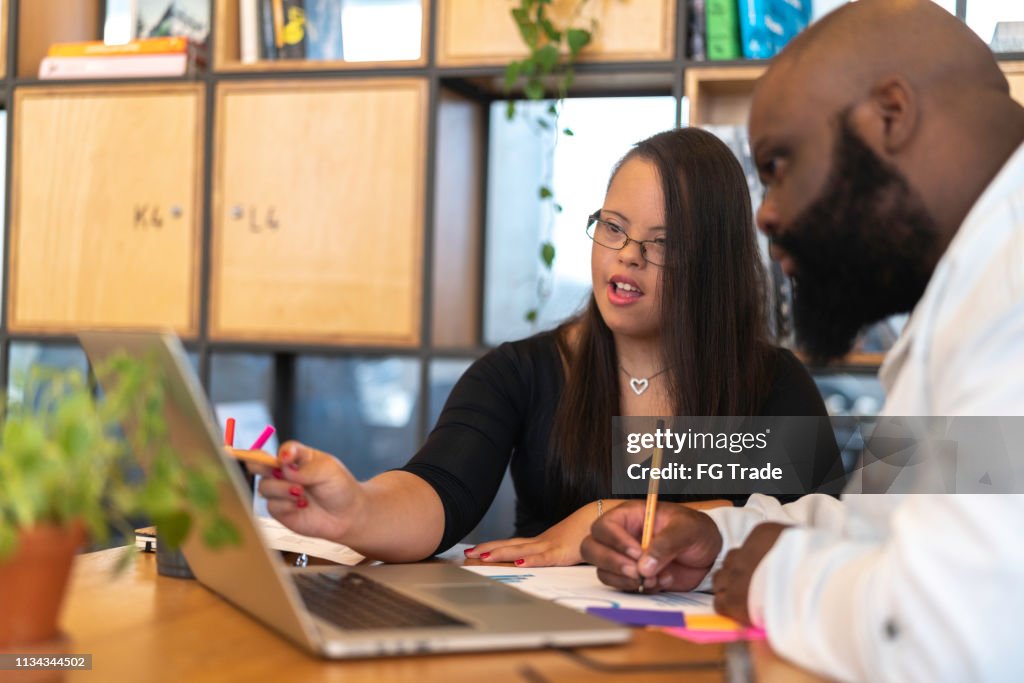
[548,127,774,518]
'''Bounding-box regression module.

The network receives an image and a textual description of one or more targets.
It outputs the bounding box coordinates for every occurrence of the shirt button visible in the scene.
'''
[884,618,900,639]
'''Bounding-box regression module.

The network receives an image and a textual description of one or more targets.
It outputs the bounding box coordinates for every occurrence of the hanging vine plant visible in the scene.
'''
[503,0,596,323]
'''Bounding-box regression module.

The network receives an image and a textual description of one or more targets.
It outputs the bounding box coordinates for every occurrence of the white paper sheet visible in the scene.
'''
[462,565,715,614]
[257,516,365,566]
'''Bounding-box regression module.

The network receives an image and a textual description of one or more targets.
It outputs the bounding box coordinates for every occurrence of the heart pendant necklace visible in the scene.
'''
[620,365,669,396]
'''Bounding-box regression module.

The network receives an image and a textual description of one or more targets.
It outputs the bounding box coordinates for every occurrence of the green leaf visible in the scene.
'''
[554,203,563,213]
[504,61,523,92]
[506,100,517,121]
[155,510,192,551]
[540,18,560,41]
[540,242,556,268]
[538,186,553,199]
[536,117,552,130]
[203,516,242,549]
[567,28,592,58]
[512,8,540,47]
[525,309,538,323]
[535,44,559,74]
[524,81,545,101]
[547,103,557,116]
[185,469,218,512]
[562,128,574,136]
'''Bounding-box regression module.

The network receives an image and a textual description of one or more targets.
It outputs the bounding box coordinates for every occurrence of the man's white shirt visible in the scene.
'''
[703,142,1024,682]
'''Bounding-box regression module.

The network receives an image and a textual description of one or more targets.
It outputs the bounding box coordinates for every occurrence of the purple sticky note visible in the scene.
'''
[586,607,686,627]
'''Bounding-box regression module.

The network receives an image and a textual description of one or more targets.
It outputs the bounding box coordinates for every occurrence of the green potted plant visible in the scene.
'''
[0,353,239,648]
[503,0,597,324]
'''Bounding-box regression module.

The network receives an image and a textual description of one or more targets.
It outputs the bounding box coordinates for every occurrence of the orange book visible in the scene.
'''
[47,36,189,58]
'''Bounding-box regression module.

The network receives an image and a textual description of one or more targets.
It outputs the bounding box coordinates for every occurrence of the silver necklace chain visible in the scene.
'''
[619,365,669,396]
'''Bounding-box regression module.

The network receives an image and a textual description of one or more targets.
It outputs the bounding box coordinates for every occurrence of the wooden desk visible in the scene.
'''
[20,549,824,682]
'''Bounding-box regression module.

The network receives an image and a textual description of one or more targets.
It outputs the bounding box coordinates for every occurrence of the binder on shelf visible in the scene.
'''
[240,0,260,63]
[305,0,344,61]
[276,0,308,59]
[737,0,811,60]
[706,0,741,61]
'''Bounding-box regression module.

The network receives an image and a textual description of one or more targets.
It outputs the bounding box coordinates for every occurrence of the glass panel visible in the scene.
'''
[292,355,420,480]
[426,357,515,544]
[340,0,422,62]
[209,352,278,449]
[812,0,955,23]
[7,342,89,404]
[813,372,885,474]
[427,358,473,428]
[484,96,677,346]
[967,0,1024,51]
[0,111,6,305]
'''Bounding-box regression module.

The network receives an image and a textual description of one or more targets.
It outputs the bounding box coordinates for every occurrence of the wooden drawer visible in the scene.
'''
[437,0,676,66]
[10,84,204,335]
[211,78,427,346]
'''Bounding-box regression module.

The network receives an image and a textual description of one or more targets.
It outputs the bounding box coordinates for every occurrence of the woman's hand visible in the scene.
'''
[245,440,366,543]
[464,501,606,567]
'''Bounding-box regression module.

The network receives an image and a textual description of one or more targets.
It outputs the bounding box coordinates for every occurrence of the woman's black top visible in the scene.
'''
[400,331,842,554]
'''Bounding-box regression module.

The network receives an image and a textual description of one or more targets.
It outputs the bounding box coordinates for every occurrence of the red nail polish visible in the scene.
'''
[271,468,284,479]
[480,552,491,560]
[464,547,475,555]
[289,486,302,497]
[514,559,524,566]
[297,498,308,508]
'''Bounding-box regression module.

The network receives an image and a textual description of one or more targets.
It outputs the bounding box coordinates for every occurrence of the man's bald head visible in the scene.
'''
[767,0,1007,107]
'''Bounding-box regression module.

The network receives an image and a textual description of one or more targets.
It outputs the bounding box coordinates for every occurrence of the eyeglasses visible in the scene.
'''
[586,211,667,266]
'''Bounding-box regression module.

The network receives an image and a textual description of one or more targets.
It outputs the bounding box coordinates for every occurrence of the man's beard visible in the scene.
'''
[773,114,941,363]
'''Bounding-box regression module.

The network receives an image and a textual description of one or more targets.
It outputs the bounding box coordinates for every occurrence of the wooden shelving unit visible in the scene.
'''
[1,0,1021,433]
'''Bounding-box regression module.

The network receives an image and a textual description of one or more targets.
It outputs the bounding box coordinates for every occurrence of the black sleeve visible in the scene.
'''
[758,348,845,501]
[399,343,531,555]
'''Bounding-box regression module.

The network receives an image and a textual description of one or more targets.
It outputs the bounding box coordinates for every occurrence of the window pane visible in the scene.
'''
[7,342,88,404]
[484,96,677,346]
[814,373,886,474]
[967,0,1024,50]
[292,355,420,480]
[427,358,473,428]
[340,0,422,62]
[0,111,6,308]
[209,352,278,452]
[812,0,955,22]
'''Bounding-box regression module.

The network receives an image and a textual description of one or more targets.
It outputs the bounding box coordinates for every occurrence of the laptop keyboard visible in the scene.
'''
[295,572,469,630]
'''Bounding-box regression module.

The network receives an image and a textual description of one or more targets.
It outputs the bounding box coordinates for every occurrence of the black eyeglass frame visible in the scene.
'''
[586,211,667,267]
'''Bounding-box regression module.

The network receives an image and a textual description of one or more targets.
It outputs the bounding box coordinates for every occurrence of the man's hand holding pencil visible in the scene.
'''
[581,502,723,594]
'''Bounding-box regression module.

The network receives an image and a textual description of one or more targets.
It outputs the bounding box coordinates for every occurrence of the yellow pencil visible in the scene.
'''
[639,419,666,591]
[226,446,279,468]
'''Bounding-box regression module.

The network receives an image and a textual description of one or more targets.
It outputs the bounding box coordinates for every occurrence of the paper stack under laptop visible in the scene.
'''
[257,516,365,566]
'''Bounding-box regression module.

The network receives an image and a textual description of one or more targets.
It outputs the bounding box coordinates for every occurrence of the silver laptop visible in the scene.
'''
[79,330,630,658]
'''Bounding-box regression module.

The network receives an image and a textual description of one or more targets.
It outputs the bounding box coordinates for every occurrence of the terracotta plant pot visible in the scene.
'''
[0,522,86,648]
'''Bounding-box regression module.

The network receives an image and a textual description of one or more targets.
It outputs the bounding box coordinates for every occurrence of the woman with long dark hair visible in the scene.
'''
[245,128,841,565]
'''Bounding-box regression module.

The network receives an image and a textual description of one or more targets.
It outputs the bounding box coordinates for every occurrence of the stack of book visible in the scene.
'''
[39,36,206,79]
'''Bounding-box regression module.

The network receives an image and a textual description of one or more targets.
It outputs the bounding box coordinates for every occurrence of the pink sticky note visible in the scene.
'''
[659,626,767,644]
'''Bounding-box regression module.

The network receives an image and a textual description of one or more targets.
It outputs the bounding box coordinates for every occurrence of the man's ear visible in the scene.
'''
[868,75,919,153]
